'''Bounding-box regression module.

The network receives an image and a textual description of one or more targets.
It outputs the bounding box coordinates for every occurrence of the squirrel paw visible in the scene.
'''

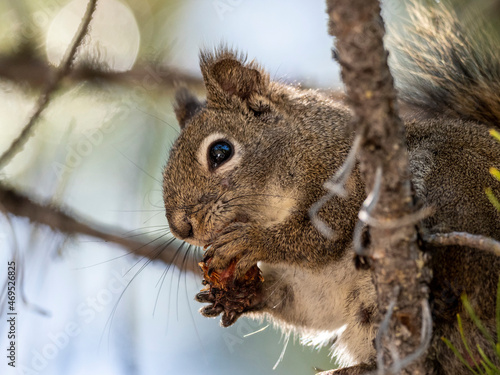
[204,222,263,278]
[196,289,263,327]
[195,267,264,327]
[195,291,228,321]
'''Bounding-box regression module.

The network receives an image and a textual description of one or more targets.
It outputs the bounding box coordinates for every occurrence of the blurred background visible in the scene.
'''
[0,0,499,374]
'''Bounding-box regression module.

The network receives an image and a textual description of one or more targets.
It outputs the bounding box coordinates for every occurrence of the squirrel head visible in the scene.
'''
[163,48,297,246]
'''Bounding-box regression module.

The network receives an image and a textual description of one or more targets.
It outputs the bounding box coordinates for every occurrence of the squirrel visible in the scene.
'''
[162,2,500,374]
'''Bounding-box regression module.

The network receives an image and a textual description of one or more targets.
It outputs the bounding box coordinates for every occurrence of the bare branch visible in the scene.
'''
[60,0,99,77]
[0,184,200,275]
[425,232,500,257]
[0,52,204,91]
[0,0,99,169]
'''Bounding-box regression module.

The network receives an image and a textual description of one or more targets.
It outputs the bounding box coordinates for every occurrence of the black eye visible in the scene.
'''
[208,140,233,170]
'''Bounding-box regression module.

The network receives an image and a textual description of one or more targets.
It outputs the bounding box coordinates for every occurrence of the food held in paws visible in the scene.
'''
[198,257,264,327]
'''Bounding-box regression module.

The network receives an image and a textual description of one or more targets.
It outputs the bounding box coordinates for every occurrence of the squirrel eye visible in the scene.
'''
[208,140,233,170]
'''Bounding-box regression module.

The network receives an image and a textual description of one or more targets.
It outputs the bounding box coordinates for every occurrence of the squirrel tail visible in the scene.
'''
[390,1,500,127]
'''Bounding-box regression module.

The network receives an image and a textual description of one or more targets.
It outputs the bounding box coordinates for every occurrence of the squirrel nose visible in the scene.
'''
[169,217,194,240]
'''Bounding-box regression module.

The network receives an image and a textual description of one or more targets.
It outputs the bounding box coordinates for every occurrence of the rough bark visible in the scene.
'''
[326,0,431,373]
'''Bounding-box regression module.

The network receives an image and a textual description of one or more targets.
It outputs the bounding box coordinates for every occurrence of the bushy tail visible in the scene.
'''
[390,1,500,127]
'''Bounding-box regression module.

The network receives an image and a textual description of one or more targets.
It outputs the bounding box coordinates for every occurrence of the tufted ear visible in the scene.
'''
[200,48,270,111]
[173,87,203,130]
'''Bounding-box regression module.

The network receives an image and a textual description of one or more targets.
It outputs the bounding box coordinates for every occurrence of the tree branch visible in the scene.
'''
[326,0,431,374]
[0,0,99,169]
[0,52,204,91]
[425,232,500,257]
[0,184,200,275]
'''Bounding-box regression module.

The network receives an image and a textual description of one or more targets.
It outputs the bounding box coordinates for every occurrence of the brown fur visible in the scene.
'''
[163,3,500,374]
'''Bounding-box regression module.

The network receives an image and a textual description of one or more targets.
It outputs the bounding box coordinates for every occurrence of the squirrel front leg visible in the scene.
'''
[204,201,357,278]
[195,260,343,328]
[202,167,365,277]
[196,258,378,366]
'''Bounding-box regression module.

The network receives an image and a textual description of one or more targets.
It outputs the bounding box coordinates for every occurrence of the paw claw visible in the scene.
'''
[203,248,215,263]
[195,290,214,303]
[200,304,223,318]
[221,311,239,327]
[207,267,215,277]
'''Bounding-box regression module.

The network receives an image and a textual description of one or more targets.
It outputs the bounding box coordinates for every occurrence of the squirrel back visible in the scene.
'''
[390,1,500,127]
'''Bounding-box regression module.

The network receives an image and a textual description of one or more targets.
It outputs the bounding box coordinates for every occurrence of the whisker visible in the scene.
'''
[153,242,186,316]
[142,210,165,224]
[74,232,172,270]
[99,238,174,350]
[121,228,170,239]
[121,225,170,234]
[177,202,196,209]
[184,244,209,362]
[223,192,286,204]
[123,234,174,276]
[109,209,165,213]
[166,242,185,334]
[177,243,192,321]
[115,148,162,184]
[135,106,180,134]
[186,204,207,216]
[226,202,283,209]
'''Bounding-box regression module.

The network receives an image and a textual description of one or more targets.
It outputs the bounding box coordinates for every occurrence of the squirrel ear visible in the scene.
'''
[200,49,270,109]
[173,88,203,130]
[209,58,262,100]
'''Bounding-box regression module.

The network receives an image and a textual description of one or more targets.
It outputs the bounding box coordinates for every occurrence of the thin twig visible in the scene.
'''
[388,299,433,374]
[376,292,398,375]
[353,167,382,256]
[0,184,200,274]
[0,0,99,169]
[359,206,434,230]
[374,294,432,375]
[309,134,362,239]
[323,134,362,198]
[425,232,500,257]
[308,191,337,239]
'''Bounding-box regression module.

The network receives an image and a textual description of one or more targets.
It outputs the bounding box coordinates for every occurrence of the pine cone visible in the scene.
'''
[197,257,264,327]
